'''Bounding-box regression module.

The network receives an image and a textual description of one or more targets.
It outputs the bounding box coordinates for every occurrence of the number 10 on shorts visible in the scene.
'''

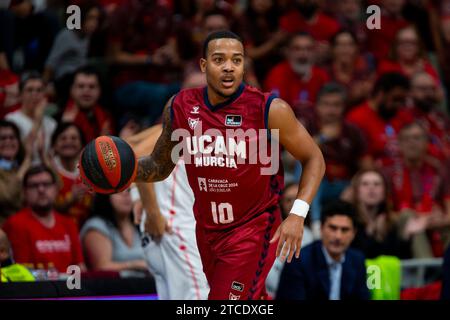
[211,202,234,224]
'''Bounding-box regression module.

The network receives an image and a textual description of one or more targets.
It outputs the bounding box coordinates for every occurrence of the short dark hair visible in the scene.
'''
[202,30,243,58]
[19,70,44,92]
[317,82,347,103]
[23,165,57,188]
[72,65,100,86]
[321,200,357,227]
[51,122,86,148]
[79,0,101,26]
[372,72,410,96]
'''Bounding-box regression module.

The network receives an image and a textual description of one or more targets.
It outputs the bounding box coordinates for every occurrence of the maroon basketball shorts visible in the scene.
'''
[196,206,282,300]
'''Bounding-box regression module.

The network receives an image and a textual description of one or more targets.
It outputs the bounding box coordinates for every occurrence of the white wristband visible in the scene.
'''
[290,199,310,218]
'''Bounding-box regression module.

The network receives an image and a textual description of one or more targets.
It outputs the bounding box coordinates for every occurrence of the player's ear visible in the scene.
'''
[200,58,207,73]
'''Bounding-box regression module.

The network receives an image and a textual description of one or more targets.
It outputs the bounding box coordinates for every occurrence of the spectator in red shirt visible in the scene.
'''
[334,0,368,50]
[378,25,441,84]
[264,32,329,113]
[0,69,20,118]
[61,66,114,143]
[410,72,450,161]
[51,122,93,228]
[366,0,409,61]
[301,83,368,224]
[2,165,85,273]
[384,122,450,258]
[279,0,340,63]
[346,72,413,167]
[280,0,339,42]
[436,15,450,105]
[328,30,376,108]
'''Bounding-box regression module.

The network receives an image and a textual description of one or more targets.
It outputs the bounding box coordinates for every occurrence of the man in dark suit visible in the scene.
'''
[276,200,369,300]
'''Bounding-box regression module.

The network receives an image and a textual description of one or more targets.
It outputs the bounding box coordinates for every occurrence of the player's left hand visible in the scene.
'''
[270,214,305,263]
[145,212,173,243]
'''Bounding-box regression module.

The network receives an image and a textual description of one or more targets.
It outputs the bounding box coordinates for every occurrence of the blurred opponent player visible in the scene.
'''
[134,31,325,300]
[126,125,209,300]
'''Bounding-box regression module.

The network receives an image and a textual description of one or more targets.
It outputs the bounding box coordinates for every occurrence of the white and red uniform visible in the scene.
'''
[134,161,209,300]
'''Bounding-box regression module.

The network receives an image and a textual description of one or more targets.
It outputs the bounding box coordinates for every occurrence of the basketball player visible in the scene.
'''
[126,125,209,300]
[134,31,325,300]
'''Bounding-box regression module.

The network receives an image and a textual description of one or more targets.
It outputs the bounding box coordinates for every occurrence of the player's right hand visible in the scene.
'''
[270,214,305,263]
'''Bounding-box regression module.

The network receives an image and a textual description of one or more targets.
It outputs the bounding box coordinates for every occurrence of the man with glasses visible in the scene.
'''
[5,71,56,164]
[2,165,85,274]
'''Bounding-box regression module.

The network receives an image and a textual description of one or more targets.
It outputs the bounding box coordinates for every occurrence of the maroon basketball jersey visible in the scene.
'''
[171,83,284,231]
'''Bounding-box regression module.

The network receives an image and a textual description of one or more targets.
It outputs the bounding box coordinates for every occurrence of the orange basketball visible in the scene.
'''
[79,136,137,194]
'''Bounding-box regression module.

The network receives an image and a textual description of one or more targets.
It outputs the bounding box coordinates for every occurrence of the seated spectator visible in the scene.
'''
[348,169,411,259]
[233,0,284,83]
[276,200,369,300]
[0,120,32,225]
[410,72,450,161]
[384,122,450,258]
[436,14,450,104]
[328,30,376,108]
[51,122,92,227]
[378,26,441,84]
[2,165,85,273]
[43,1,102,108]
[61,66,114,143]
[278,0,340,63]
[264,32,329,112]
[334,0,368,49]
[0,0,59,72]
[301,83,369,225]
[366,0,409,61]
[108,0,181,127]
[5,71,56,163]
[266,182,314,298]
[0,69,20,118]
[346,72,413,167]
[0,228,35,282]
[80,190,147,272]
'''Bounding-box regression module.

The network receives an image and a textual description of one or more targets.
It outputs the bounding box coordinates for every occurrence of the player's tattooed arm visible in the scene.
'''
[135,97,177,183]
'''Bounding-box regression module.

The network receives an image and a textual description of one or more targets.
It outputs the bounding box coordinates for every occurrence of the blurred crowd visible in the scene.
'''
[0,0,449,299]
